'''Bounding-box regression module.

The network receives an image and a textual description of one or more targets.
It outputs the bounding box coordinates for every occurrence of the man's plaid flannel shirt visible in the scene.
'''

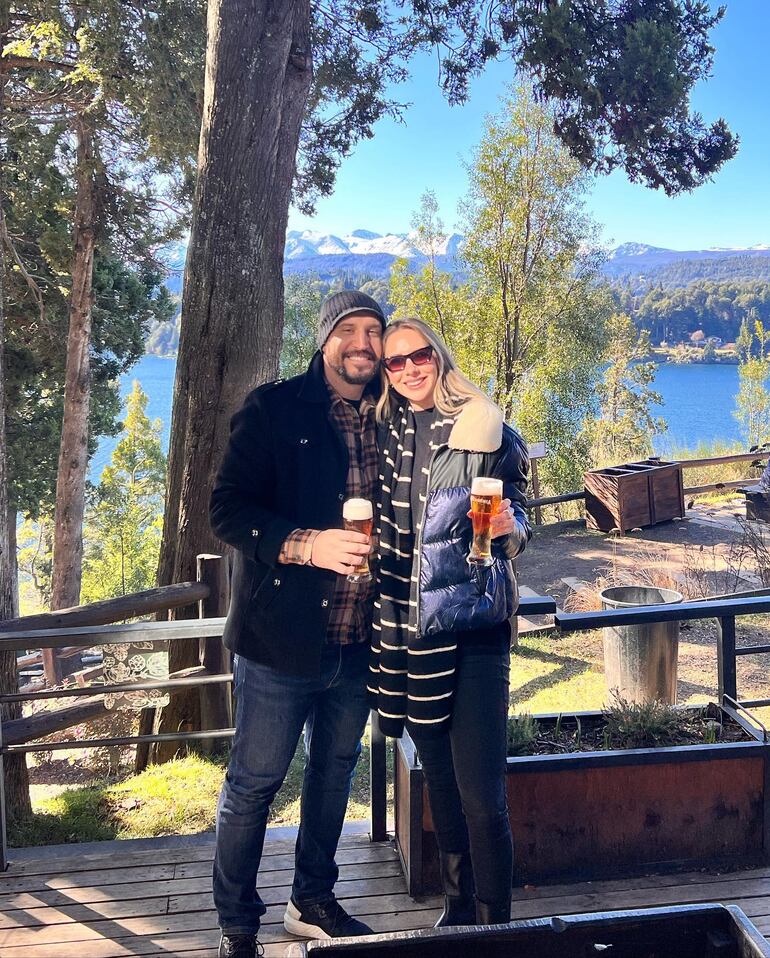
[278,381,378,645]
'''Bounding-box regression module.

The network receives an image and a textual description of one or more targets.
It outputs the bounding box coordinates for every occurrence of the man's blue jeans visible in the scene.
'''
[213,643,370,935]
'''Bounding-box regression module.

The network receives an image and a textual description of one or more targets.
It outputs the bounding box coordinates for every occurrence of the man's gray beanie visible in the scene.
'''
[317,289,386,348]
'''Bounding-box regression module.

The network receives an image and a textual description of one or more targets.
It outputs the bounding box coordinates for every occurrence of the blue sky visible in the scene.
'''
[288,1,770,251]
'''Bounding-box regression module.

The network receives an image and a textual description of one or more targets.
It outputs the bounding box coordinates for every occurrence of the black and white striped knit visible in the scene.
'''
[368,400,456,738]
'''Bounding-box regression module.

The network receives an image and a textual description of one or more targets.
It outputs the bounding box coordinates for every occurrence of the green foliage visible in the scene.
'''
[392,90,610,493]
[280,275,325,377]
[506,712,540,756]
[614,278,770,346]
[2,4,199,523]
[734,321,770,447]
[298,1,736,209]
[604,693,682,749]
[585,313,666,466]
[80,382,166,603]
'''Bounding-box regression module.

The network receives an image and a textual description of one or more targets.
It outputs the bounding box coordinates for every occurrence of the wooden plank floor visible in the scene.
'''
[2,834,770,957]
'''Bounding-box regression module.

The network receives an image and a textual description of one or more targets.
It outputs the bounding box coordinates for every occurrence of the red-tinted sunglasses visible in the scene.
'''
[382,345,434,373]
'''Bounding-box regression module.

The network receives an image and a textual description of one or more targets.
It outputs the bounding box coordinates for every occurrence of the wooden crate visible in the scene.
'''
[584,458,684,533]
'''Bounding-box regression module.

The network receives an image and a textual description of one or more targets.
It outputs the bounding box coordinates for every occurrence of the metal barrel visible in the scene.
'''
[599,586,683,705]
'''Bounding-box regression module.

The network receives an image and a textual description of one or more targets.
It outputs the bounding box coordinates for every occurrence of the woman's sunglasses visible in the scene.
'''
[382,345,434,373]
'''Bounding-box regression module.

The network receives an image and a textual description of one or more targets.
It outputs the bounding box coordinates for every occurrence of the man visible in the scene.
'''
[210,290,386,958]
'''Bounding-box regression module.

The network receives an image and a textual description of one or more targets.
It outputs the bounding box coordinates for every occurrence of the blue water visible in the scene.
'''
[91,356,744,479]
[649,363,741,455]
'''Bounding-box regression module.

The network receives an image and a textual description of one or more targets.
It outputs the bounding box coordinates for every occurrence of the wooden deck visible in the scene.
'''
[3,832,770,957]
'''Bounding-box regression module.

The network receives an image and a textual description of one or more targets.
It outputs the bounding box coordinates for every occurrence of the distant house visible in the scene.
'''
[707,336,723,347]
[689,330,706,346]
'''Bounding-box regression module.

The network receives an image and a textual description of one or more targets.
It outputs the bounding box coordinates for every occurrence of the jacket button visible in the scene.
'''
[274,578,281,587]
[251,529,259,537]
[338,493,344,501]
[321,599,329,608]
[299,438,308,445]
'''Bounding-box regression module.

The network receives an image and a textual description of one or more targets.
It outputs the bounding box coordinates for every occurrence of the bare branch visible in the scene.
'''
[0,215,50,334]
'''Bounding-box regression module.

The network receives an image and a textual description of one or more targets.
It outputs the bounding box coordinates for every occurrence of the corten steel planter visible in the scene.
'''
[584,458,685,534]
[394,707,769,897]
[296,904,770,958]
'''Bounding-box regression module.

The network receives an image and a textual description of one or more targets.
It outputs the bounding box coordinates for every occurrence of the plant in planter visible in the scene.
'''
[394,699,769,896]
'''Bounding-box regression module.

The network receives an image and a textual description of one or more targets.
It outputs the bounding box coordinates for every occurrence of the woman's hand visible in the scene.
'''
[467,498,516,539]
[490,498,515,539]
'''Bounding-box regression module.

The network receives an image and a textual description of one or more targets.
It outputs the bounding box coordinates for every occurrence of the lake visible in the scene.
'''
[91,356,744,479]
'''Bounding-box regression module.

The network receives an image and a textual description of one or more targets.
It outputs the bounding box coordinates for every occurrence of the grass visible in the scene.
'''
[11,727,393,848]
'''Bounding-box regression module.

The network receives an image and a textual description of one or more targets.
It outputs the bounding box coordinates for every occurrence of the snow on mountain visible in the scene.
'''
[609,242,668,259]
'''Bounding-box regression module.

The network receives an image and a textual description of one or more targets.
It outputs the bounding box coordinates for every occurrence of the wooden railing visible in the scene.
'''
[0,572,556,871]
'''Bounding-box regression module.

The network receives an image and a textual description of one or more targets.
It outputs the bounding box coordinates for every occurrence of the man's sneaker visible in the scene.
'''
[284,897,373,939]
[218,933,263,958]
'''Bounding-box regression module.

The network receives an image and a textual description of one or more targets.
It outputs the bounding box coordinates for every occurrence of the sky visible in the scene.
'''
[288,1,770,252]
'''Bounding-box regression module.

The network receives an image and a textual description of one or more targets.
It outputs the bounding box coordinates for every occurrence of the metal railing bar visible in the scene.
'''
[6,728,236,755]
[722,695,769,742]
[737,698,770,710]
[556,595,770,632]
[0,673,234,704]
[735,645,770,656]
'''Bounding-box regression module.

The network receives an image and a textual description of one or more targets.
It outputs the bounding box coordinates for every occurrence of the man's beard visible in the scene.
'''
[334,351,380,385]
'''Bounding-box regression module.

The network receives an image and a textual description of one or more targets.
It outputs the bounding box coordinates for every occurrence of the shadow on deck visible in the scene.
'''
[2,827,770,957]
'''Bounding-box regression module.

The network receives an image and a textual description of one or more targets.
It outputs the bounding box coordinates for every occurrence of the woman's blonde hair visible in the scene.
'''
[375,317,488,422]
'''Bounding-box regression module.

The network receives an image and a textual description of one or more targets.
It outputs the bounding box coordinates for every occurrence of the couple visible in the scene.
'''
[210,290,531,958]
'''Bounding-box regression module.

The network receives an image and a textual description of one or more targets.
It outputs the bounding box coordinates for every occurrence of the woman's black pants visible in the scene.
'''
[410,644,513,904]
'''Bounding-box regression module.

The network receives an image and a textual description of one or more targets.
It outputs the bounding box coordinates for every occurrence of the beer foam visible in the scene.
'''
[471,477,503,496]
[343,498,373,520]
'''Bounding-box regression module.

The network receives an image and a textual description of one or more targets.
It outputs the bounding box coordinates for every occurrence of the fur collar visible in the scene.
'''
[447,398,504,453]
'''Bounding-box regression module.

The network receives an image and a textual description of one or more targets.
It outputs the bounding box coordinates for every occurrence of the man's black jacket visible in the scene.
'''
[210,351,376,677]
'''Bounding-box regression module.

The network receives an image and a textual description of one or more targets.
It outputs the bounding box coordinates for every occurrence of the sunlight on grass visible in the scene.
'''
[13,727,393,847]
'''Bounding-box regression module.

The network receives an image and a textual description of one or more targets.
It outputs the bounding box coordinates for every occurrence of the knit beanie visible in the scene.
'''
[317,290,386,348]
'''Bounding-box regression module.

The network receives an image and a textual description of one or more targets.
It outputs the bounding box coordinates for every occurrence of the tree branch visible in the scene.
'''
[0,215,48,333]
[1,54,77,74]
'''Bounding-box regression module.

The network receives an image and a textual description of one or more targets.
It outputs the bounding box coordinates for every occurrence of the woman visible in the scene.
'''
[368,318,530,927]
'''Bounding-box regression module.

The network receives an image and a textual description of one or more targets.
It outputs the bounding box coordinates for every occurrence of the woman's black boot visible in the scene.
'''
[475,897,512,925]
[434,851,476,927]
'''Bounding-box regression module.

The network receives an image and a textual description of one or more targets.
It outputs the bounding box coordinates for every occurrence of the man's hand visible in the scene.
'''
[311,529,371,575]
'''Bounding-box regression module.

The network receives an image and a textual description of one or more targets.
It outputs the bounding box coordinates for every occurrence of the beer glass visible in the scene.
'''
[343,498,373,582]
[468,477,503,566]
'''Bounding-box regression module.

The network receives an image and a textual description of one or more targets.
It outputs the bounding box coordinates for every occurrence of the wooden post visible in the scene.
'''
[530,458,542,526]
[40,648,62,688]
[527,442,547,526]
[197,554,232,754]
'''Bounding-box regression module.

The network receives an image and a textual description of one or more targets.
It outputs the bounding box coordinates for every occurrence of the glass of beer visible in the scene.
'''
[343,498,373,583]
[468,477,503,566]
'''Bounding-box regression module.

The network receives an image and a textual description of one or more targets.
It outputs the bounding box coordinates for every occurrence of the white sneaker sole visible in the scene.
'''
[283,900,332,940]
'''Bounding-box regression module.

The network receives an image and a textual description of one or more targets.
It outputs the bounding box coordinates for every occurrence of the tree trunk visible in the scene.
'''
[139,0,313,768]
[0,1,33,820]
[49,118,96,681]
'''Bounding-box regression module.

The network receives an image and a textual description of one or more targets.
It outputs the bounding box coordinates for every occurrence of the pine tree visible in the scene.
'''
[2,0,203,619]
[81,382,166,603]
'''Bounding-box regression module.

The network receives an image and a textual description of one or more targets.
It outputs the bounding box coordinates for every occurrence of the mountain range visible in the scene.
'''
[160,234,770,295]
